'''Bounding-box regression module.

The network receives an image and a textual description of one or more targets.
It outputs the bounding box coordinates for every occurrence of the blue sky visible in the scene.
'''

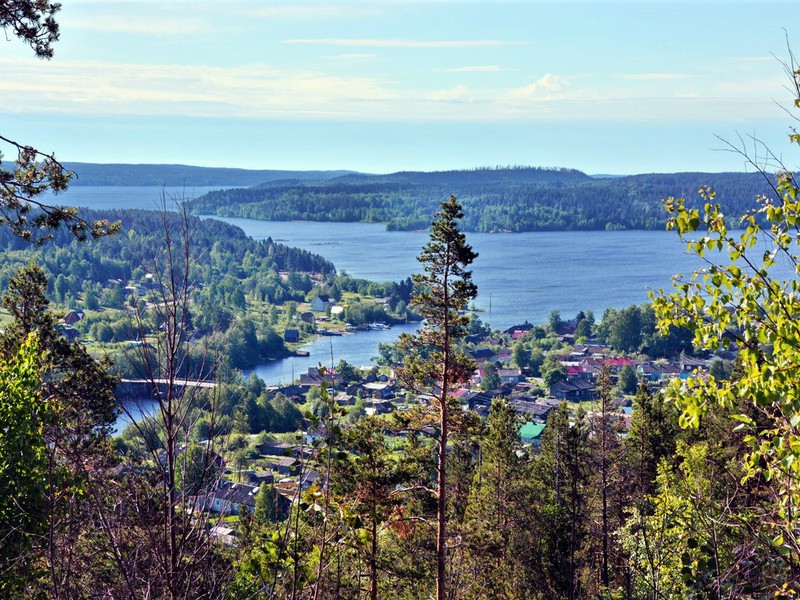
[2,1,797,174]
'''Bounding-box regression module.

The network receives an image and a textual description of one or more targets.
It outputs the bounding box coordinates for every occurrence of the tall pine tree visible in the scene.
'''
[398,195,477,600]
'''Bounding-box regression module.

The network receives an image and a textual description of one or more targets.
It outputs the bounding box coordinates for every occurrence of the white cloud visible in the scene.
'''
[0,56,397,119]
[427,85,470,102]
[736,56,774,63]
[617,73,695,81]
[441,65,507,73]
[0,55,787,126]
[244,4,386,19]
[504,74,569,101]
[282,38,523,48]
[320,53,377,61]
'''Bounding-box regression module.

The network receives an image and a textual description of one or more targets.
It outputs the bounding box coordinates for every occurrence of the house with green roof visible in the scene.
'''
[519,421,546,446]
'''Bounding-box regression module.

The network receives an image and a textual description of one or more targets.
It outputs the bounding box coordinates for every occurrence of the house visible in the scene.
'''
[469,347,496,362]
[613,397,633,410]
[194,480,260,515]
[604,357,635,371]
[550,379,597,401]
[497,368,523,385]
[258,441,294,456]
[362,381,395,399]
[680,357,709,372]
[519,422,546,445]
[299,367,343,388]
[304,426,327,446]
[55,324,80,341]
[566,365,585,378]
[284,329,300,343]
[311,295,334,312]
[270,384,305,402]
[299,311,315,324]
[458,390,492,411]
[637,361,681,382]
[299,469,322,491]
[637,362,662,382]
[510,398,553,422]
[265,456,301,476]
[245,471,276,486]
[334,392,356,406]
[504,321,534,336]
[63,310,85,325]
[209,525,237,546]
[365,399,395,416]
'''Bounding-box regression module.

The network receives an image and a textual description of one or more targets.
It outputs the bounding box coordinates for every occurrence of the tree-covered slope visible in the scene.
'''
[187,168,773,232]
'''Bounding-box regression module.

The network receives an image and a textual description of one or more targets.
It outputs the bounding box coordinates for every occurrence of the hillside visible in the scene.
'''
[186,167,773,232]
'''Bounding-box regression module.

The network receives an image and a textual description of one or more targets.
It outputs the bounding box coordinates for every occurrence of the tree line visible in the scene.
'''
[187,171,773,232]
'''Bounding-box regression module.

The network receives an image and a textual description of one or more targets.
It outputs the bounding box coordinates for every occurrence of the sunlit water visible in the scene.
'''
[53,186,796,389]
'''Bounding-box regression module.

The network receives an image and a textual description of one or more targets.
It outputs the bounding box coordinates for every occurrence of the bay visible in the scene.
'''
[245,323,420,386]
[209,217,722,330]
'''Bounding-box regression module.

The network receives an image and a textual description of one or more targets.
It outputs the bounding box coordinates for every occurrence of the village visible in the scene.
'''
[187,309,729,545]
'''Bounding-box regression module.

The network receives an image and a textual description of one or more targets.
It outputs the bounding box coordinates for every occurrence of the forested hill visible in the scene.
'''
[0,208,336,292]
[316,165,591,187]
[187,168,774,232]
[62,163,357,187]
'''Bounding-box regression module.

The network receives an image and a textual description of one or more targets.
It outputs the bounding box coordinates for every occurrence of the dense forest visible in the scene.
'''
[0,209,322,371]
[187,167,773,232]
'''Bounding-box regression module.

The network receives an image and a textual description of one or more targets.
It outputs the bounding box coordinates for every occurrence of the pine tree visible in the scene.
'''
[397,195,478,600]
[588,365,626,594]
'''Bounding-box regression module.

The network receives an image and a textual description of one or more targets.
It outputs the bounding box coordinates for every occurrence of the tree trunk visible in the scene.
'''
[370,515,378,600]
[437,400,448,600]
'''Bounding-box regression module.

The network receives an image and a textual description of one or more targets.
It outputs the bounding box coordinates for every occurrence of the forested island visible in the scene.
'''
[187,166,774,232]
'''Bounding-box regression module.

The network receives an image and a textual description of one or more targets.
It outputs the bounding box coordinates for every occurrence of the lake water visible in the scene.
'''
[211,217,722,330]
[112,398,159,435]
[52,186,791,386]
[245,322,420,386]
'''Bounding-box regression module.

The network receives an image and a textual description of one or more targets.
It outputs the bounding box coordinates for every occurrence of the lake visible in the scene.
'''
[244,322,420,386]
[53,185,784,385]
[112,398,159,436]
[211,217,718,330]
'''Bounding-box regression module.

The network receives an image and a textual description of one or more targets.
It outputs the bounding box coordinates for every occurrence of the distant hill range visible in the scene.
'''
[62,162,357,187]
[183,165,775,232]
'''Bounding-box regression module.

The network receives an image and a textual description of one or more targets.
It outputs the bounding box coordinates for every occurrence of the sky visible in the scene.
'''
[2,0,798,174]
